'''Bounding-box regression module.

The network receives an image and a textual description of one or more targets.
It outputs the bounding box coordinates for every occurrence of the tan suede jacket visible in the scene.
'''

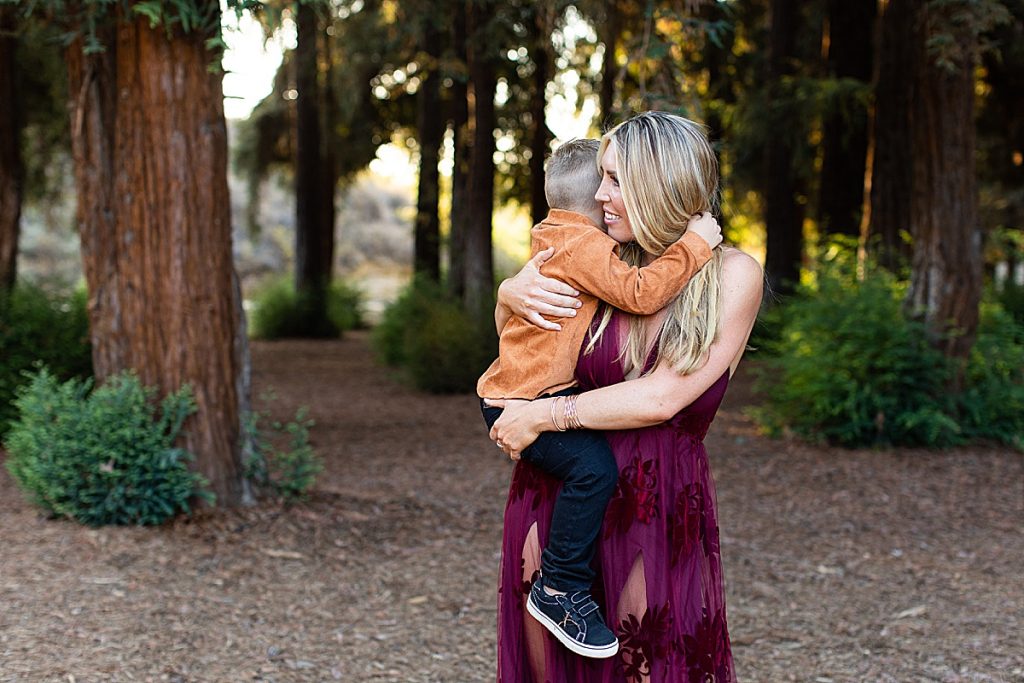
[477,209,712,400]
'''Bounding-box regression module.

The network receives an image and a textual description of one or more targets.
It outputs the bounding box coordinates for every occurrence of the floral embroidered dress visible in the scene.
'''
[496,311,737,683]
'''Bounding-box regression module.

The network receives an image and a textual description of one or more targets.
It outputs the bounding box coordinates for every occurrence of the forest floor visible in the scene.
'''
[1,333,1022,683]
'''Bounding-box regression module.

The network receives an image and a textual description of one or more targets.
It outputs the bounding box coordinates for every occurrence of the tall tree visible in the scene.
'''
[463,0,498,320]
[864,0,915,268]
[414,9,443,282]
[817,0,875,237]
[905,0,1008,367]
[446,5,470,299]
[528,2,554,226]
[319,29,339,298]
[598,1,621,125]
[294,1,335,336]
[65,5,245,504]
[763,0,805,294]
[0,6,22,292]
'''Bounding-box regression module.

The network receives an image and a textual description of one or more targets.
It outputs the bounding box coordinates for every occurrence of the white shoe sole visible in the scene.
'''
[526,595,620,659]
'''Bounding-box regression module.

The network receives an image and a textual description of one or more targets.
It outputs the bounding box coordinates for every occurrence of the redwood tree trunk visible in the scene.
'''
[319,30,338,304]
[464,1,497,320]
[66,10,244,505]
[0,6,22,292]
[528,5,552,227]
[865,0,914,269]
[763,0,804,294]
[414,13,443,282]
[294,2,333,335]
[599,1,620,127]
[906,0,982,367]
[817,0,875,237]
[447,5,470,299]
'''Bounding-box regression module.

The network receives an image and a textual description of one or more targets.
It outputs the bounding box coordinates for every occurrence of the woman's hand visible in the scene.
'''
[498,248,582,331]
[485,398,551,460]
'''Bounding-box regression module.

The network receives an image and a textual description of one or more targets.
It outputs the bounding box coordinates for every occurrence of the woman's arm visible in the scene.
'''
[494,247,582,333]
[488,250,763,458]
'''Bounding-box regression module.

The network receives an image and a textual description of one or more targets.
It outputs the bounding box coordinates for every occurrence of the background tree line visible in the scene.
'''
[1,0,1022,509]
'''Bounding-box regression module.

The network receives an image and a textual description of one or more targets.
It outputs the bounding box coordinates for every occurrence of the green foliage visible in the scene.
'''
[249,276,364,340]
[755,247,1024,449]
[372,278,495,394]
[0,283,92,435]
[243,405,322,503]
[3,368,211,526]
[959,304,1024,449]
[996,282,1024,327]
[754,252,956,447]
[9,0,263,55]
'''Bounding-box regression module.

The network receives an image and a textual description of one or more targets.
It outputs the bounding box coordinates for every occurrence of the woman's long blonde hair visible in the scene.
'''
[584,111,724,376]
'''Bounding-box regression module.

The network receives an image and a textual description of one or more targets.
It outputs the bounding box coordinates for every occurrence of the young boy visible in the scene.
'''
[479,138,721,658]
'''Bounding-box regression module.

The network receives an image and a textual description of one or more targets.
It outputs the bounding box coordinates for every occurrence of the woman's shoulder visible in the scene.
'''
[720,247,763,281]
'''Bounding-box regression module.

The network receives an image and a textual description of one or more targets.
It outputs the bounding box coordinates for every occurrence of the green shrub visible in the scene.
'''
[250,277,364,339]
[959,304,1024,449]
[372,278,495,393]
[755,248,1024,450]
[753,252,958,447]
[243,406,322,503]
[996,281,1024,327]
[3,368,211,526]
[0,283,92,435]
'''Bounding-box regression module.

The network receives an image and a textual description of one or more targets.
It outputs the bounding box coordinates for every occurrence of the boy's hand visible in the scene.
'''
[687,212,723,250]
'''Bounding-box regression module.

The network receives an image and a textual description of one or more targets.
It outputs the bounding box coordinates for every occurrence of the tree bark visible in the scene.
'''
[319,29,338,305]
[865,0,914,268]
[598,1,618,127]
[529,5,553,227]
[763,0,804,294]
[294,2,333,335]
[598,1,620,127]
[464,0,496,320]
[447,5,470,299]
[0,6,22,292]
[817,0,875,237]
[906,0,982,367]
[415,13,443,282]
[701,0,735,233]
[66,9,245,505]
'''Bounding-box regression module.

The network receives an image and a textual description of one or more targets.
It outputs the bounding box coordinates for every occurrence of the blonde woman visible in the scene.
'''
[487,112,762,682]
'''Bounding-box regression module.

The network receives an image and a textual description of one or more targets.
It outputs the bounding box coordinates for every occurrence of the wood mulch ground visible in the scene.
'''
[1,333,1021,683]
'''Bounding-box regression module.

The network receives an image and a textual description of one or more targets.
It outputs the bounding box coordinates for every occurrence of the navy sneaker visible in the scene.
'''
[526,578,619,658]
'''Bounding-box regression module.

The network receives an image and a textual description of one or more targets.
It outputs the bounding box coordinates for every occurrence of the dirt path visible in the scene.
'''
[1,333,1021,682]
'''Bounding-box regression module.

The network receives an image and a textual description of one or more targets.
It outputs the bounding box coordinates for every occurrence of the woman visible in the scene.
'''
[487,111,762,682]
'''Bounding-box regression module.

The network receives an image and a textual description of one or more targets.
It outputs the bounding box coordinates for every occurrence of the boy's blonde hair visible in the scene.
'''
[544,138,601,214]
[586,112,724,376]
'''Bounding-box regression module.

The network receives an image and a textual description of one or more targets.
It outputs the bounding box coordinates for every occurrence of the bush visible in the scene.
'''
[959,304,1024,449]
[755,248,1024,449]
[372,278,495,393]
[250,277,364,339]
[996,281,1024,327]
[754,257,958,447]
[243,405,322,503]
[0,283,92,435]
[3,368,211,526]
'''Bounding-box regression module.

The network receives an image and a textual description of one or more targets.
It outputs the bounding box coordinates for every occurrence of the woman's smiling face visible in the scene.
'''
[595,140,634,244]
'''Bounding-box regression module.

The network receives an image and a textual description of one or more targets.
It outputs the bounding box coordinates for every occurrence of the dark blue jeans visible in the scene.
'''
[482,389,619,593]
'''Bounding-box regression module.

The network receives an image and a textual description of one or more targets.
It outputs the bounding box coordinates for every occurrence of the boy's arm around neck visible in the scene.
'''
[553,228,713,315]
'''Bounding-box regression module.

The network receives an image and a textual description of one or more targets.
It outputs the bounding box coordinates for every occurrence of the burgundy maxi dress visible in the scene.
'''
[496,311,737,683]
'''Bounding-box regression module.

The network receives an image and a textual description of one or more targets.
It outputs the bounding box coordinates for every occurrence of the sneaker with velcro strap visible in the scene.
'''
[526,577,619,658]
